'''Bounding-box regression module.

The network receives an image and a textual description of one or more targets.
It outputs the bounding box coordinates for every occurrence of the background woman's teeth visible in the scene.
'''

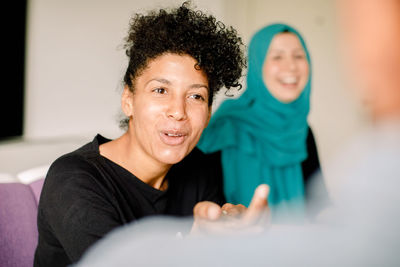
[281,77,297,84]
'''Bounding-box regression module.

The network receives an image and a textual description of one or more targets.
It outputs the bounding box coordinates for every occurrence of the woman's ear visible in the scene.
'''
[121,86,134,117]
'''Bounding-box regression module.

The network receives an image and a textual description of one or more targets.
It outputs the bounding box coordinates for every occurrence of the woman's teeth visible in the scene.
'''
[166,133,183,137]
[280,77,297,84]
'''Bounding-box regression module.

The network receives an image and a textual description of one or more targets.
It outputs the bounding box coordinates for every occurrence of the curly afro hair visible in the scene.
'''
[123,1,246,104]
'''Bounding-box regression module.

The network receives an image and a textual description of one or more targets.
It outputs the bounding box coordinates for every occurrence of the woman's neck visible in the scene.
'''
[99,133,171,190]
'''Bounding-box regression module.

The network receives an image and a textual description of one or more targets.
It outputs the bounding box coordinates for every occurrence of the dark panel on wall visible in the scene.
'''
[1,1,27,140]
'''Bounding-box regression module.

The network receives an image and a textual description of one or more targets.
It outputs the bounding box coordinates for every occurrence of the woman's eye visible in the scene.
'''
[272,55,282,60]
[153,88,166,94]
[189,94,205,101]
[294,54,305,59]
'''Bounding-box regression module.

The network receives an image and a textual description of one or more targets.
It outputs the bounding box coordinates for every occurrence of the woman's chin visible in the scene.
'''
[276,91,302,103]
[156,150,187,165]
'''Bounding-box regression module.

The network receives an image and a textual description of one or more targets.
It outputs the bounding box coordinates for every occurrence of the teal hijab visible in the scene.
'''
[197,23,311,218]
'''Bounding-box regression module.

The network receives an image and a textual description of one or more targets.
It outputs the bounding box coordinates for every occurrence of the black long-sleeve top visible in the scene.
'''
[34,135,225,267]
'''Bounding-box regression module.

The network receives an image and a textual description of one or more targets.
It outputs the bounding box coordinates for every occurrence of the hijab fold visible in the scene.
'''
[198,24,312,218]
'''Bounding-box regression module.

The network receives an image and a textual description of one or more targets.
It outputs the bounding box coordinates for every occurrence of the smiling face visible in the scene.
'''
[262,32,309,103]
[122,53,211,166]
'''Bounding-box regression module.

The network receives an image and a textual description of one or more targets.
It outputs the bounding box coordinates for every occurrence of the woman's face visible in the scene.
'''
[122,53,211,166]
[262,32,309,103]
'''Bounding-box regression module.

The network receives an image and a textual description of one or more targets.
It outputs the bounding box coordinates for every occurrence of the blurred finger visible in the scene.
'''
[243,184,270,223]
[193,201,222,221]
[221,203,246,217]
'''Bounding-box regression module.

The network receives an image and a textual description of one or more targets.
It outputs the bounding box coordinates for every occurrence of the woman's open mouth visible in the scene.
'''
[159,130,187,146]
[279,76,298,89]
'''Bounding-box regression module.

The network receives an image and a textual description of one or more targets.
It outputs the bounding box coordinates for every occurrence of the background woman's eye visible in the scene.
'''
[294,54,305,59]
[272,55,282,60]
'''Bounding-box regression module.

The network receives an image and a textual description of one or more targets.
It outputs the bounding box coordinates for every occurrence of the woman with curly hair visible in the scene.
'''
[34,3,268,267]
[198,24,328,221]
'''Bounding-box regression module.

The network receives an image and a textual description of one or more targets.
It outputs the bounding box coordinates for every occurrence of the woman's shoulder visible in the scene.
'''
[306,126,317,148]
[43,137,106,188]
[49,142,97,172]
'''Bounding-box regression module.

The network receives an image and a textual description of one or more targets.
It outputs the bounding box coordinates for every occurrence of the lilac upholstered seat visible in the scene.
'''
[29,179,45,205]
[0,178,45,267]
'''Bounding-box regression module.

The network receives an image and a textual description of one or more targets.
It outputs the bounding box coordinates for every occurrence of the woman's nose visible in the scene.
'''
[166,96,187,121]
[285,58,297,71]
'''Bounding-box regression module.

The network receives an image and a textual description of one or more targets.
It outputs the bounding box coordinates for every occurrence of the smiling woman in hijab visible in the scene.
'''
[198,23,327,220]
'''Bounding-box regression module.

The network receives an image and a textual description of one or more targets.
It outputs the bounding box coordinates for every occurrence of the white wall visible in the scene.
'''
[24,0,226,141]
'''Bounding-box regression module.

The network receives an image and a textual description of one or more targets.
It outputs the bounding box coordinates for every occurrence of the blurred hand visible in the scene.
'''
[191,184,270,236]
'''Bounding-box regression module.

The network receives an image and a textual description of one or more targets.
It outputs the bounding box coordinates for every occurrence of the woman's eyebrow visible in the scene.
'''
[293,48,305,53]
[147,78,208,90]
[267,49,286,56]
[268,49,283,53]
[190,84,209,90]
[146,78,171,86]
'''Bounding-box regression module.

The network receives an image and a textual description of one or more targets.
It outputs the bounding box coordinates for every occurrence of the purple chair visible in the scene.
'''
[0,178,45,267]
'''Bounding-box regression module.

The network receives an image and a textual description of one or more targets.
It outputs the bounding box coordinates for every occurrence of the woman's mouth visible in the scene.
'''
[279,76,298,88]
[159,130,187,146]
